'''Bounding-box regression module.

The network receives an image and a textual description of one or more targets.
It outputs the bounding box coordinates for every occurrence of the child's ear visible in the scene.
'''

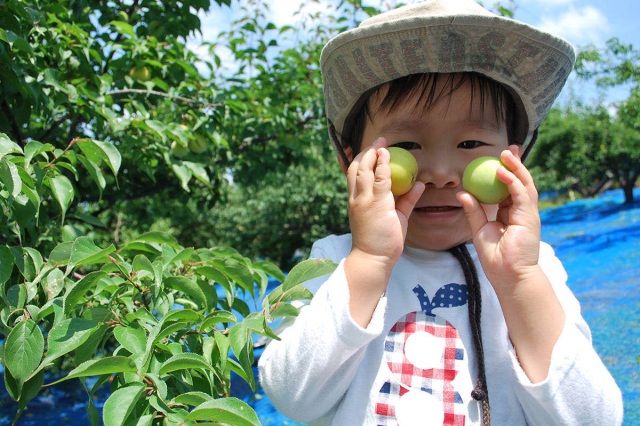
[337,147,353,175]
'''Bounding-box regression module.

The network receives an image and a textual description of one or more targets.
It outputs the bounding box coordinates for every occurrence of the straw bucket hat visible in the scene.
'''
[321,0,576,154]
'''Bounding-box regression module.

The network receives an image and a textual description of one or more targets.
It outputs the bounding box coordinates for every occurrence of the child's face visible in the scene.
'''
[361,76,512,251]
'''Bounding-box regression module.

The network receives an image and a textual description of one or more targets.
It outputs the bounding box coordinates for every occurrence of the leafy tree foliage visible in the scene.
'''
[568,37,640,203]
[576,37,640,87]
[3,0,635,422]
[530,105,617,199]
[0,0,338,424]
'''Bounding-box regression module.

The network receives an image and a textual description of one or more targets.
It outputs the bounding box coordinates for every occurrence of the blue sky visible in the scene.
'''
[514,0,637,48]
[512,0,639,105]
[196,0,639,105]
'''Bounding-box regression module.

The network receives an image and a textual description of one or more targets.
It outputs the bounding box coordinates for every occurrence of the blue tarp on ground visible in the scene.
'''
[2,188,639,425]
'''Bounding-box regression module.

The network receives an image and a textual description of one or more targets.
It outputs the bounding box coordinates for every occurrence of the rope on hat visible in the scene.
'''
[450,244,491,426]
[520,128,539,163]
[328,121,352,169]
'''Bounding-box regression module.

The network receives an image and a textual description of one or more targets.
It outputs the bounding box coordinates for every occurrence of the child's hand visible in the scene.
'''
[347,137,424,266]
[457,146,541,287]
[344,137,424,327]
[457,146,567,382]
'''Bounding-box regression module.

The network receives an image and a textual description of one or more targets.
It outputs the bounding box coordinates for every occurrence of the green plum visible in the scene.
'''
[462,156,510,204]
[388,147,418,196]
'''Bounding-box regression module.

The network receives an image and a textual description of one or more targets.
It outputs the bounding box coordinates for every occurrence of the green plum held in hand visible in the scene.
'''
[463,156,510,204]
[388,147,418,196]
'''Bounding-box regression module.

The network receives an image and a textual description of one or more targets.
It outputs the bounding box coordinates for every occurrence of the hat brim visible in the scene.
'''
[321,2,575,147]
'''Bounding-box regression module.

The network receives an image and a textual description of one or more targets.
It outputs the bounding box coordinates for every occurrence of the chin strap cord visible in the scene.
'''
[328,121,352,169]
[450,244,491,426]
[520,128,539,164]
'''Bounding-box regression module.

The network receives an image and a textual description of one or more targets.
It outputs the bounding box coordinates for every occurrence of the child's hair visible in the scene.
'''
[339,72,518,160]
[321,0,576,167]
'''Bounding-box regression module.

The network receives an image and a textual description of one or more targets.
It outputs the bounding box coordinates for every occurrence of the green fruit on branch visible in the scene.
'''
[170,141,189,158]
[129,66,151,81]
[388,147,418,196]
[189,134,208,154]
[462,156,510,204]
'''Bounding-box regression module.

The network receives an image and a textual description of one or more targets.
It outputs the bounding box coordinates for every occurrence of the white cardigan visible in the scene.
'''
[259,234,623,425]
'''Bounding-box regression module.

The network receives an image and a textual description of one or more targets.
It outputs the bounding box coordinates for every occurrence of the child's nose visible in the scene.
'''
[417,155,460,189]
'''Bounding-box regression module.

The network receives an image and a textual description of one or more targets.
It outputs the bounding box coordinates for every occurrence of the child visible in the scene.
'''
[258,0,623,424]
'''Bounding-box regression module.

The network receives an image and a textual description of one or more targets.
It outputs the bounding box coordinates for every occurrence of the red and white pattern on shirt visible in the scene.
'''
[375,311,467,425]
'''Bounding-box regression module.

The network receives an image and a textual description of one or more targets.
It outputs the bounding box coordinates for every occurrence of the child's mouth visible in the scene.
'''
[414,206,459,213]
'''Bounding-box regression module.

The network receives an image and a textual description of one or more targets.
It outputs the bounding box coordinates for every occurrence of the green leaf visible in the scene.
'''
[164,276,207,309]
[0,133,23,157]
[228,323,255,391]
[102,384,146,426]
[162,309,202,324]
[114,324,147,354]
[88,399,101,426]
[24,141,54,167]
[0,244,14,284]
[270,303,300,319]
[0,157,22,197]
[45,268,65,300]
[3,366,19,400]
[109,21,136,38]
[48,357,137,385]
[17,370,44,411]
[41,318,100,368]
[71,211,106,228]
[172,391,213,407]
[242,314,279,340]
[282,258,336,291]
[6,284,26,309]
[213,331,230,373]
[145,373,168,400]
[48,174,74,221]
[266,282,313,306]
[74,324,108,365]
[132,254,155,276]
[167,247,195,266]
[78,155,106,197]
[48,241,74,267]
[183,161,210,186]
[75,139,121,179]
[63,271,107,316]
[212,258,254,293]
[158,353,215,375]
[11,246,41,282]
[68,237,115,269]
[253,260,285,283]
[4,320,44,385]
[200,310,237,332]
[184,398,260,425]
[171,162,192,191]
[131,231,179,246]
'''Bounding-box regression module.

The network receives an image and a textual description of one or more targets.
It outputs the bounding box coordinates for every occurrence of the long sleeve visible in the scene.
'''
[258,237,386,422]
[258,238,624,425]
[507,242,624,425]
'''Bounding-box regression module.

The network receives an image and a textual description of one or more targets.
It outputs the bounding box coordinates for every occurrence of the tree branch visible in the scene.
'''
[106,88,223,108]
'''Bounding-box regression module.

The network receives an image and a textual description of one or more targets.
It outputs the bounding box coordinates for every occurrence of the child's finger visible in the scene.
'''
[395,180,425,218]
[499,148,538,203]
[347,146,376,197]
[457,191,489,237]
[373,147,392,194]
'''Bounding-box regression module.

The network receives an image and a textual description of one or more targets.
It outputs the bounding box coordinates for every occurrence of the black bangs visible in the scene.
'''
[342,72,518,157]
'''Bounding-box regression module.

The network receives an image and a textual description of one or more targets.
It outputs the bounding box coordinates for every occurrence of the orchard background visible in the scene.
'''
[0,0,638,425]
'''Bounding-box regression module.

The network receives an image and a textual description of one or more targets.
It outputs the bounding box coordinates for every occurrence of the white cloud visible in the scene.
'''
[519,0,575,6]
[537,5,609,46]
